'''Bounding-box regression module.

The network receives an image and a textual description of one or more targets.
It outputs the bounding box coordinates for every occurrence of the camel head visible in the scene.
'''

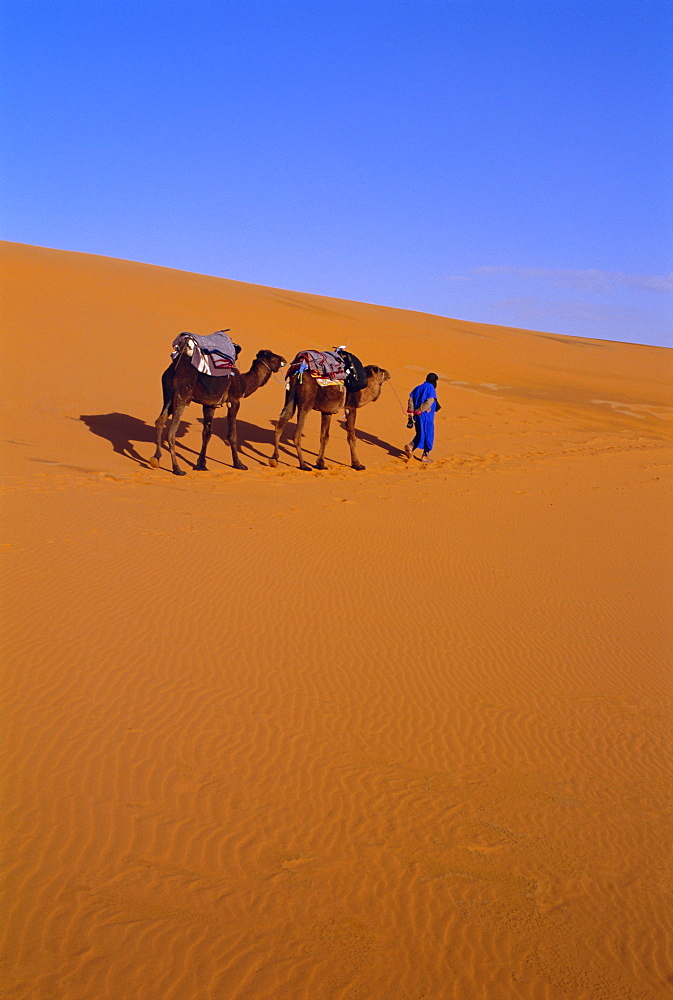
[255,349,287,373]
[365,365,391,386]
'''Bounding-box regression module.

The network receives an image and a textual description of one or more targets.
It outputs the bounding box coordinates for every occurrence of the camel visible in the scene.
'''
[270,362,390,471]
[151,347,286,475]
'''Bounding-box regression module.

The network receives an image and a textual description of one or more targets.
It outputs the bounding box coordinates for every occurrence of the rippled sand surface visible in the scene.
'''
[2,242,672,999]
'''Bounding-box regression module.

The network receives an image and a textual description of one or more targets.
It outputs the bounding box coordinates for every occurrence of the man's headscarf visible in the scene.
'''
[426,373,439,386]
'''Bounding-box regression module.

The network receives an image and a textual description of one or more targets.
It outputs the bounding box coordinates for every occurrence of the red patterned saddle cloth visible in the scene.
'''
[286,350,347,383]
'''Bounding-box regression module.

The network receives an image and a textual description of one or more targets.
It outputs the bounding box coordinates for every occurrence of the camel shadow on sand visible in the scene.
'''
[210,416,283,464]
[262,418,349,468]
[79,412,399,470]
[80,412,276,470]
[79,412,194,469]
[258,417,400,469]
[210,417,335,468]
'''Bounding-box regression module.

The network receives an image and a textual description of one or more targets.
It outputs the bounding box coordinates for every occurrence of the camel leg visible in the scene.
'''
[345,406,365,471]
[293,406,313,471]
[270,391,296,467]
[166,398,188,475]
[226,400,248,470]
[315,411,332,470]
[195,405,216,471]
[151,402,171,468]
[150,366,176,467]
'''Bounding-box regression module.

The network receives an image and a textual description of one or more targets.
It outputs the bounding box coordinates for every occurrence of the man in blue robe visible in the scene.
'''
[404,373,441,463]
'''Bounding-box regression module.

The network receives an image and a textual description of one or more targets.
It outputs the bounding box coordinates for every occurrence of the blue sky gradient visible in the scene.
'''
[2,0,671,345]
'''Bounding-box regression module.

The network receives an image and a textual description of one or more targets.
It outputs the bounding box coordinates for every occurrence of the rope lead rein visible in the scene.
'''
[387,379,409,417]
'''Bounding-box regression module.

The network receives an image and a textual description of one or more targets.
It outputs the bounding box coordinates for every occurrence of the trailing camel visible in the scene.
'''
[270,362,390,471]
[151,347,286,475]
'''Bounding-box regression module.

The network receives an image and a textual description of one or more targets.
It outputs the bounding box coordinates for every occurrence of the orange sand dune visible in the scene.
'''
[1,241,672,999]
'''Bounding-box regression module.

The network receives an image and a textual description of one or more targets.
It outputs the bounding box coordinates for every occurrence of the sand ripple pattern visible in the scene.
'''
[2,242,672,999]
[2,460,672,1000]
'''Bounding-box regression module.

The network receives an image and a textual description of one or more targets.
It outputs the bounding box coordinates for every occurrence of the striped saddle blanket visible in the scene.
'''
[172,331,239,377]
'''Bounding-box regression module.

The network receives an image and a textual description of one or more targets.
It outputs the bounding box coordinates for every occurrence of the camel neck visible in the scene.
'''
[360,381,382,404]
[243,361,271,397]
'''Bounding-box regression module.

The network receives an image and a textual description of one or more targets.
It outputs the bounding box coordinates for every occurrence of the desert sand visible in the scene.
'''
[1,240,672,999]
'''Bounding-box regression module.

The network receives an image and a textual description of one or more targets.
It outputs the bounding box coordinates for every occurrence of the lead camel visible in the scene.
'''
[270,363,390,471]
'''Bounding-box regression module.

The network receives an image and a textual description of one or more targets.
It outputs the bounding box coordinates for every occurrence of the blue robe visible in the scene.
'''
[410,381,437,452]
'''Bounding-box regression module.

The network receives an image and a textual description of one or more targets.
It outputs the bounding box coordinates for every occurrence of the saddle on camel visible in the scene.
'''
[151,329,286,475]
[270,346,390,472]
[285,347,368,392]
[171,329,242,377]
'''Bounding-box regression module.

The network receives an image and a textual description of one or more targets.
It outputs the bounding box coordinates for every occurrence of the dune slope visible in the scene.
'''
[1,241,672,999]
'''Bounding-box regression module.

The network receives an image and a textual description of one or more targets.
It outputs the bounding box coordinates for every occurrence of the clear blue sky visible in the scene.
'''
[2,0,671,346]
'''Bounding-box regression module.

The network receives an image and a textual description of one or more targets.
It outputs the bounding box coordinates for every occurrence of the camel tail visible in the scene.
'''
[160,363,176,414]
[269,375,298,467]
[283,377,298,417]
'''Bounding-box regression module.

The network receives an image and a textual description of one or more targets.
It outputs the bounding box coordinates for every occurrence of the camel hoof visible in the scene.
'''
[299,464,313,472]
[149,456,160,469]
[315,461,326,471]
[172,468,187,476]
[194,464,208,472]
[234,463,248,471]
[269,458,278,468]
[353,464,366,472]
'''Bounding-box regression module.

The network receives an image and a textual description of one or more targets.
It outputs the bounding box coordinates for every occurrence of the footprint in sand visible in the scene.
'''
[281,855,314,873]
